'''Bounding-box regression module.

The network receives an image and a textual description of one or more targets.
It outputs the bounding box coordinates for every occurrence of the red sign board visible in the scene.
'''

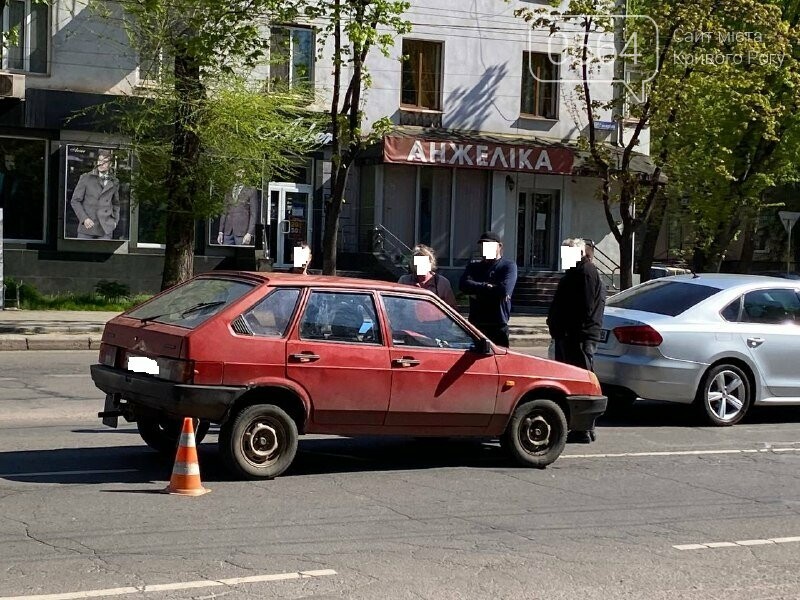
[384,136,574,175]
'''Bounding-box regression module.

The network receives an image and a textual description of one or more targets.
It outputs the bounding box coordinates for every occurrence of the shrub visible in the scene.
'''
[95,280,131,301]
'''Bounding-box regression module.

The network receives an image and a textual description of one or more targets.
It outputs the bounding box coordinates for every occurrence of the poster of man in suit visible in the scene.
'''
[209,168,261,247]
[64,145,131,241]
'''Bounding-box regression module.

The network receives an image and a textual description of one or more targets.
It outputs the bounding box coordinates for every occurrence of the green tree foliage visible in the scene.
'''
[91,0,321,289]
[517,0,800,285]
[656,0,800,272]
[298,0,411,275]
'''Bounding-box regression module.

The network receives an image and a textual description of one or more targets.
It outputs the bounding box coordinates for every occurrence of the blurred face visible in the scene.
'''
[481,241,500,260]
[97,154,112,173]
[4,155,15,170]
[413,254,432,276]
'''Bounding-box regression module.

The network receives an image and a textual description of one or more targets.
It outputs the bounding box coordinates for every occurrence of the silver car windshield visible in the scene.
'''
[607,280,721,317]
[127,278,256,328]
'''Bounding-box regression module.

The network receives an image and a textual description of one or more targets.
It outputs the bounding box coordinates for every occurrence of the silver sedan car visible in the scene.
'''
[593,274,800,426]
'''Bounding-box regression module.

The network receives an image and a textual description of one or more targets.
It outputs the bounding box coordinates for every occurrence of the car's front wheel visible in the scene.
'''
[137,416,209,454]
[696,363,751,426]
[219,404,298,480]
[501,399,568,468]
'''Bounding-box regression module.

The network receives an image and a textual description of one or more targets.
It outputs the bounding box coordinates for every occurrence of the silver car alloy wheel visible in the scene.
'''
[706,369,746,422]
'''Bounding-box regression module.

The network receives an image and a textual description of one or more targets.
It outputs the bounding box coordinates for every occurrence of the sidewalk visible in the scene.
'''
[0,310,551,350]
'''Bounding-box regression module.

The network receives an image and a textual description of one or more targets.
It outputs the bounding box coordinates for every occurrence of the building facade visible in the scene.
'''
[1,0,652,296]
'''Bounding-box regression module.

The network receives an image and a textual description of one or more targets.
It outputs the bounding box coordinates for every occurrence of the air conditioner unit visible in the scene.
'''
[0,73,25,99]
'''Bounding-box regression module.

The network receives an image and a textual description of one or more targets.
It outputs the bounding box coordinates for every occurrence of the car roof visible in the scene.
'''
[659,273,800,291]
[197,271,432,295]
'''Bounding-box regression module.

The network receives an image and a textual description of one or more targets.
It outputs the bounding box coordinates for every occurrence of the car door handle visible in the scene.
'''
[290,352,320,363]
[746,337,765,348]
[392,357,420,368]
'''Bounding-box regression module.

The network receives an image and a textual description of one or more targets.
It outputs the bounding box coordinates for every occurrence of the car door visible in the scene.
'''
[287,290,391,425]
[381,293,499,428]
[734,287,800,397]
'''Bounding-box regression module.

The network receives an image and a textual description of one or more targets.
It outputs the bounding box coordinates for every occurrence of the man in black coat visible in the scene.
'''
[547,238,606,442]
[459,231,518,347]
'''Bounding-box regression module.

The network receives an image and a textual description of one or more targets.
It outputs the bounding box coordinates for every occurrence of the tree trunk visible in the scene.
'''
[619,228,634,290]
[737,216,756,274]
[636,194,667,283]
[322,163,350,275]
[160,49,203,290]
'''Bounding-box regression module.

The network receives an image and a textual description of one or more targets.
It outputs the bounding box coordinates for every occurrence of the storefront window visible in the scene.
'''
[64,145,132,241]
[419,167,451,263]
[0,137,47,242]
[383,165,416,249]
[453,169,488,266]
[137,205,167,245]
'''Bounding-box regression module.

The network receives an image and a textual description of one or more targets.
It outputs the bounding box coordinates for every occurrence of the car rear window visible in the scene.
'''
[606,280,721,316]
[126,278,256,328]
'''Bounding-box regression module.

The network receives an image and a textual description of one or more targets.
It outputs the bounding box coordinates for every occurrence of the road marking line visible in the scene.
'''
[564,447,800,459]
[0,469,139,478]
[0,569,337,600]
[674,537,800,550]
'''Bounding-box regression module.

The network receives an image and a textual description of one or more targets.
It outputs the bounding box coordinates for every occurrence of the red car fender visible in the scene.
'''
[235,376,314,426]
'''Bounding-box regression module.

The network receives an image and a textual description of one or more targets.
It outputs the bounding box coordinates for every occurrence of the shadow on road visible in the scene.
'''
[598,400,800,427]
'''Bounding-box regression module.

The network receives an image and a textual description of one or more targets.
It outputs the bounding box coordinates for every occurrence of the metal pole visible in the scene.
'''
[788,219,792,275]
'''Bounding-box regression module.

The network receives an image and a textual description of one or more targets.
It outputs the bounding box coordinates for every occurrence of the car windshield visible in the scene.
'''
[606,280,721,317]
[126,278,256,328]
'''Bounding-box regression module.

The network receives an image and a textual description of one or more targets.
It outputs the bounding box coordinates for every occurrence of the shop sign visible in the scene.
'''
[384,136,574,174]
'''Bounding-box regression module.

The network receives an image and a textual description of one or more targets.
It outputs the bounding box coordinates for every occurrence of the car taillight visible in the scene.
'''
[155,357,195,383]
[613,325,663,347]
[99,343,118,366]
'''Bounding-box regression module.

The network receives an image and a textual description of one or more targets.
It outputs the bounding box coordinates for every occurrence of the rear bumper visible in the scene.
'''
[566,395,607,432]
[594,353,705,404]
[90,364,244,422]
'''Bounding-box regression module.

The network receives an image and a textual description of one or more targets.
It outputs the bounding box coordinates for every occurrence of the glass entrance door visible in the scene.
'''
[267,183,313,267]
[516,190,560,271]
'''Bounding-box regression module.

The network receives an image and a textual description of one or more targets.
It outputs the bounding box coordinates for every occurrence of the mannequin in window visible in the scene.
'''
[69,149,120,240]
[217,169,258,246]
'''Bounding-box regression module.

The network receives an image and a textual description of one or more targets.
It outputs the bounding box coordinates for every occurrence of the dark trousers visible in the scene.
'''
[555,337,598,438]
[475,323,510,348]
[554,337,597,372]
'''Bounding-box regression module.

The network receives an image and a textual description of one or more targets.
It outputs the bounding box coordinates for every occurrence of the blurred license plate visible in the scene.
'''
[599,329,609,343]
[127,355,159,376]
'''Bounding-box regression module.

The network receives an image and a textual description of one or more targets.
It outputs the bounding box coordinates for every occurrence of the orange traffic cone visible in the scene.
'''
[163,418,210,496]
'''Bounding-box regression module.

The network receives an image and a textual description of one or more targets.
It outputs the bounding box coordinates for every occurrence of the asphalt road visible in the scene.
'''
[1,351,799,600]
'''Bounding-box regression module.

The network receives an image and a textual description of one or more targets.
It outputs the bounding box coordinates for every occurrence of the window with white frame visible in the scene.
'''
[1,0,48,73]
[269,26,314,90]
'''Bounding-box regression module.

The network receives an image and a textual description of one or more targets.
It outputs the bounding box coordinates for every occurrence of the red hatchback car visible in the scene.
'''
[91,272,606,479]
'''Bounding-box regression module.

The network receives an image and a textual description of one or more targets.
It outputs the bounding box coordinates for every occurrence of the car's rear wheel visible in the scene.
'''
[219,404,298,480]
[696,363,751,426]
[501,399,567,468]
[137,416,209,454]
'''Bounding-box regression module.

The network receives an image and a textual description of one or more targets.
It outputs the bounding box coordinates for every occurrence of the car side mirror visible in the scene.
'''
[471,338,493,355]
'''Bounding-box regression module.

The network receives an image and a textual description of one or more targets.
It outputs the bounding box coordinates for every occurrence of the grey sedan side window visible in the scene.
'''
[721,298,741,322]
[741,289,800,325]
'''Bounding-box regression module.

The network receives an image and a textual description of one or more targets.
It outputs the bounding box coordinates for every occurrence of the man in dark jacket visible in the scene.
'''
[459,231,518,347]
[547,238,606,442]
